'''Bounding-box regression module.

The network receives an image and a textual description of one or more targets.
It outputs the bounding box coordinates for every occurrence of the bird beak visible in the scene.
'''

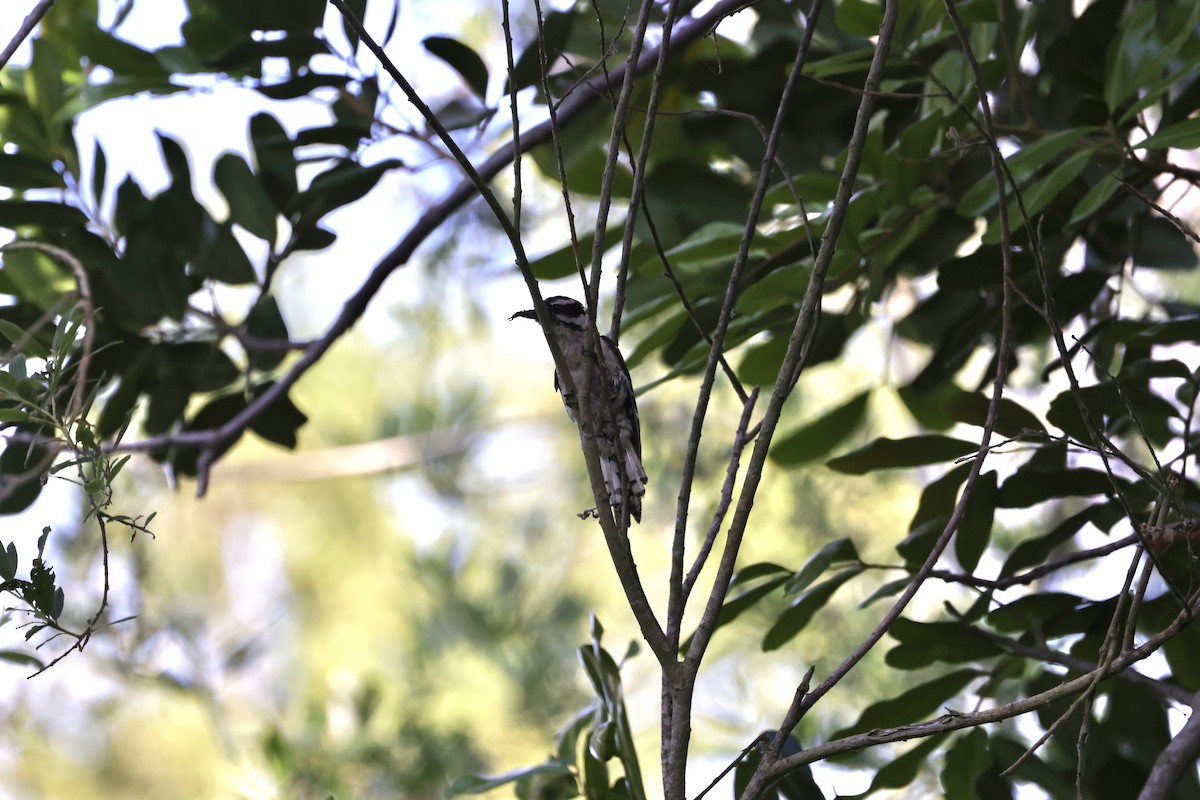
[509,308,537,321]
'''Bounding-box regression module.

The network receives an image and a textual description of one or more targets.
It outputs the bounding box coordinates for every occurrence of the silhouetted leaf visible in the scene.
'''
[832,669,980,739]
[762,568,862,651]
[827,436,977,474]
[423,36,489,99]
[214,152,278,241]
[771,391,871,465]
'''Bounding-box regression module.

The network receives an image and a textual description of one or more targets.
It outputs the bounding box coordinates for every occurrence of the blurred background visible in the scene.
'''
[0,1,917,797]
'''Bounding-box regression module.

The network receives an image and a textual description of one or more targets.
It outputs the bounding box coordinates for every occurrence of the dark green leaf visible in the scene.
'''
[832,669,980,739]
[248,386,307,449]
[858,576,910,608]
[839,735,947,799]
[0,152,63,189]
[446,762,575,798]
[0,200,88,229]
[1133,217,1199,270]
[827,436,977,474]
[506,11,574,94]
[1069,172,1120,225]
[1135,117,1200,151]
[997,468,1130,508]
[289,159,403,224]
[988,593,1086,634]
[982,149,1094,244]
[955,471,996,574]
[245,297,289,371]
[249,112,298,208]
[214,152,278,241]
[784,538,859,595]
[999,503,1123,577]
[292,224,337,251]
[762,568,862,651]
[730,562,791,588]
[941,729,991,800]
[0,541,17,580]
[942,391,1046,437]
[771,391,871,465]
[91,140,107,207]
[680,572,790,655]
[885,619,1004,669]
[194,217,257,284]
[0,437,48,513]
[423,36,489,99]
[0,650,43,668]
[836,0,883,37]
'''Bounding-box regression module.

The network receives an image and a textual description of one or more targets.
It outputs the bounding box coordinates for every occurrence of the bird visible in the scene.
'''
[511,296,647,523]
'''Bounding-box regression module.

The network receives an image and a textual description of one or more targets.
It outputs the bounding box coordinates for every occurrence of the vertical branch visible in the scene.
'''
[609,0,684,341]
[500,0,523,234]
[668,0,826,655]
[660,4,828,798]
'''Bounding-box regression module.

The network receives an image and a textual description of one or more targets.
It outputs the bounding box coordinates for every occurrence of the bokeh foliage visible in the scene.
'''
[1,0,1200,799]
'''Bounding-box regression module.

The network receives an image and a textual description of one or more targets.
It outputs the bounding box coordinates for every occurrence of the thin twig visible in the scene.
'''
[764,595,1200,781]
[0,0,54,69]
[113,0,752,500]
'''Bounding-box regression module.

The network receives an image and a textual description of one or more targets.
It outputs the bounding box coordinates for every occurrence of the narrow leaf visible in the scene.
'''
[827,435,978,474]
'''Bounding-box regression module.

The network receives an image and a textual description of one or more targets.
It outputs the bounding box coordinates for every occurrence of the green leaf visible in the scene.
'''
[0,541,17,580]
[0,650,43,669]
[0,152,64,189]
[535,224,624,280]
[771,391,871,465]
[0,200,89,229]
[784,538,859,595]
[289,159,403,225]
[941,729,991,800]
[249,112,298,209]
[957,128,1093,217]
[248,386,307,449]
[955,471,996,574]
[446,762,575,798]
[245,297,289,371]
[0,319,49,358]
[762,568,862,651]
[858,576,910,608]
[214,152,278,241]
[1069,172,1120,225]
[942,390,1046,437]
[839,735,948,799]
[982,148,1094,244]
[194,217,256,284]
[423,36,489,99]
[988,593,1086,634]
[1103,1,1158,111]
[836,0,883,37]
[997,468,1129,508]
[506,11,574,94]
[832,669,980,739]
[91,140,109,205]
[827,435,978,474]
[680,572,790,654]
[1134,117,1200,151]
[885,619,1004,669]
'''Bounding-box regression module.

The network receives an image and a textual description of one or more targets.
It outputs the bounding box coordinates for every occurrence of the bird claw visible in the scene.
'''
[578,507,600,520]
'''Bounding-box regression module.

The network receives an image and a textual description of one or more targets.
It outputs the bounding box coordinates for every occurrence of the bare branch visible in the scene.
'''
[0,0,54,69]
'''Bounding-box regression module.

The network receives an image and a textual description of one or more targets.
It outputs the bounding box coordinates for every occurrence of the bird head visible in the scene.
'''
[510,296,588,330]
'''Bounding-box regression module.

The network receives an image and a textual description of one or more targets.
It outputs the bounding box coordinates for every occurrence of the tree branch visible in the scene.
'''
[112,0,753,498]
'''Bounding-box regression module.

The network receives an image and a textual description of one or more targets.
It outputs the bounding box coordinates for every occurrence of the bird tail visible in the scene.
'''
[601,438,647,523]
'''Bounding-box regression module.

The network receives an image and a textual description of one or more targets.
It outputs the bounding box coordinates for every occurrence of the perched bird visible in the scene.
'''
[511,296,647,523]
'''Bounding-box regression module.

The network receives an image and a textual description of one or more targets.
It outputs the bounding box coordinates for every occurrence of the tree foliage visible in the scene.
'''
[2,0,1200,798]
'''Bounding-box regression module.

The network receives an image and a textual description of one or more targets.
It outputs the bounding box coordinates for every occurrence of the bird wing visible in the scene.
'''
[601,335,641,460]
